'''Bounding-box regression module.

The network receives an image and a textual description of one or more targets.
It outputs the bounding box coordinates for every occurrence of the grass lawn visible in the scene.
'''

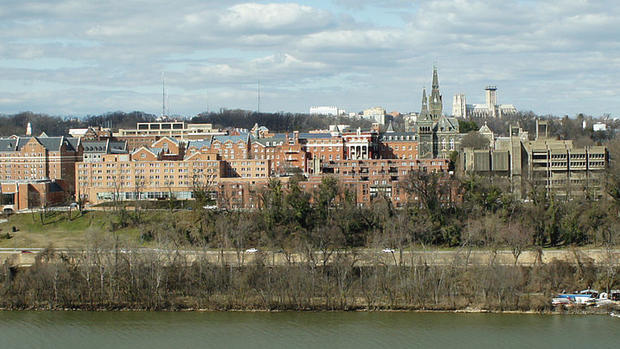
[0,210,141,248]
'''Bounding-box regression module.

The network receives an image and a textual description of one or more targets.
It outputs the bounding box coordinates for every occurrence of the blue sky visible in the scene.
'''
[0,0,618,117]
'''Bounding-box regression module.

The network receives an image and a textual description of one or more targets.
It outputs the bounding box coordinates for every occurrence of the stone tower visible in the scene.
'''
[417,88,435,159]
[452,93,466,117]
[485,86,497,117]
[428,66,443,120]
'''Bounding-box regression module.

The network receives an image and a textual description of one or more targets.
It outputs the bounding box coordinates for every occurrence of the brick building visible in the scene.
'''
[0,135,82,194]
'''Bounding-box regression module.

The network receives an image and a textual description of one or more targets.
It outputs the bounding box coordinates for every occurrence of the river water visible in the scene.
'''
[0,311,618,348]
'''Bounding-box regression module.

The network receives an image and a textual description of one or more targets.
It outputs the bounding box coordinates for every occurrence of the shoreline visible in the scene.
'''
[1,306,614,315]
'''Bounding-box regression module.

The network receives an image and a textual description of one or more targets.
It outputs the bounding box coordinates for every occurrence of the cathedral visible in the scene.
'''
[415,67,461,159]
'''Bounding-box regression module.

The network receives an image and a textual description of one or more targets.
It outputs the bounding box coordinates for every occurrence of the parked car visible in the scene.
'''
[382,248,395,253]
[245,248,259,253]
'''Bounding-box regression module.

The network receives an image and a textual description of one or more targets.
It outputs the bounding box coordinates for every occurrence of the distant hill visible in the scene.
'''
[0,111,156,137]
[192,109,372,132]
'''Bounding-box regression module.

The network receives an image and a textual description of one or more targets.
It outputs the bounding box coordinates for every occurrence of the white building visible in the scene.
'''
[593,122,607,132]
[362,107,386,125]
[452,86,517,118]
[309,106,346,116]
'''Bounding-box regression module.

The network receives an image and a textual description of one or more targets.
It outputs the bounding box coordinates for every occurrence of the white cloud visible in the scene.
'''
[220,3,333,33]
[0,0,618,116]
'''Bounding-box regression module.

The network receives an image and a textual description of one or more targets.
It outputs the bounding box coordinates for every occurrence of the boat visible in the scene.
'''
[610,312,620,318]
[596,290,620,307]
[552,290,599,306]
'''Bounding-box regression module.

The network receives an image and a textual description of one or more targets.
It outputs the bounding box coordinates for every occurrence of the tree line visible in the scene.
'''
[0,242,616,311]
[192,110,372,133]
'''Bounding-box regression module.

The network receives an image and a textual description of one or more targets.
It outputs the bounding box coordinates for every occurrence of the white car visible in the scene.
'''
[245,248,259,253]
[382,248,395,253]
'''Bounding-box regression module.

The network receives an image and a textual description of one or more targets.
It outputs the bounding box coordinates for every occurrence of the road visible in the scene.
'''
[1,247,618,268]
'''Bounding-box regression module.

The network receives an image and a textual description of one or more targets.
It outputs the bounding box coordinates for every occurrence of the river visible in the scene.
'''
[0,311,618,348]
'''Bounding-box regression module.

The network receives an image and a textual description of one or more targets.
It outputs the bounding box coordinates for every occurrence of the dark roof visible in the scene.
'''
[82,140,108,153]
[379,132,418,141]
[253,136,286,146]
[6,136,79,152]
[212,134,249,144]
[187,139,212,149]
[298,133,333,139]
[0,139,17,152]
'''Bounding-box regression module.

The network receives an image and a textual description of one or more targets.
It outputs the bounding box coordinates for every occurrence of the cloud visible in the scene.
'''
[0,0,618,117]
[220,3,334,33]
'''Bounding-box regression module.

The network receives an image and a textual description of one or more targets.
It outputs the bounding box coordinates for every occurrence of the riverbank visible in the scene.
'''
[1,249,618,313]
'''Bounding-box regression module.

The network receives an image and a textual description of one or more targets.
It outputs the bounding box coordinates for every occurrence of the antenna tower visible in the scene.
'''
[161,72,166,117]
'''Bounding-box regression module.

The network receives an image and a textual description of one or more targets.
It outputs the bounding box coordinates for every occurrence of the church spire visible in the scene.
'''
[420,88,429,120]
[429,66,443,120]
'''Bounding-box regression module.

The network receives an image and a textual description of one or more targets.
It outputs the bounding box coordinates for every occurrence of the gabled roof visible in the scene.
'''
[479,123,494,134]
[433,116,459,133]
[131,146,160,157]
[153,136,180,145]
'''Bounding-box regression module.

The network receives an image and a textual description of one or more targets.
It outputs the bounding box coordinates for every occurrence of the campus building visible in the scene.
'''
[0,135,82,210]
[452,86,517,118]
[461,120,609,198]
[414,67,462,159]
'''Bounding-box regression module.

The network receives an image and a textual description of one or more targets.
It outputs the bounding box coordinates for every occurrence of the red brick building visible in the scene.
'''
[0,136,82,194]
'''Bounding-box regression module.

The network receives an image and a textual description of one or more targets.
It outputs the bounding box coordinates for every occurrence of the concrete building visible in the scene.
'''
[114,121,225,139]
[461,120,609,198]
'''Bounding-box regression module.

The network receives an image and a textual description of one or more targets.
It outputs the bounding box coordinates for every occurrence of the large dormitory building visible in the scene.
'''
[74,128,450,209]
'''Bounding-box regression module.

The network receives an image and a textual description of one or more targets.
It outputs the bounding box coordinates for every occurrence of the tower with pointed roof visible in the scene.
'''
[417,87,435,158]
[428,66,443,120]
[416,66,462,159]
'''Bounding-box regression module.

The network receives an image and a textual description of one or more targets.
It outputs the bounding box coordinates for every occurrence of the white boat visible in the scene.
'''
[596,290,620,307]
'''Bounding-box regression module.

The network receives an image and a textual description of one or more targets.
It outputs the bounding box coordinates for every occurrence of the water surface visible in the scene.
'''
[0,311,618,348]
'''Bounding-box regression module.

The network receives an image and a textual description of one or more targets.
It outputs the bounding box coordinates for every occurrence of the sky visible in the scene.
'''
[0,0,618,117]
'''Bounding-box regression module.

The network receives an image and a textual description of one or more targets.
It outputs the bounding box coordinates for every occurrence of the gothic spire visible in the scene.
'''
[429,66,443,119]
[420,88,429,120]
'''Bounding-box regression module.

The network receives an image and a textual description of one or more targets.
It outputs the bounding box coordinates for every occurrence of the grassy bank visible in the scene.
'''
[0,211,144,248]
